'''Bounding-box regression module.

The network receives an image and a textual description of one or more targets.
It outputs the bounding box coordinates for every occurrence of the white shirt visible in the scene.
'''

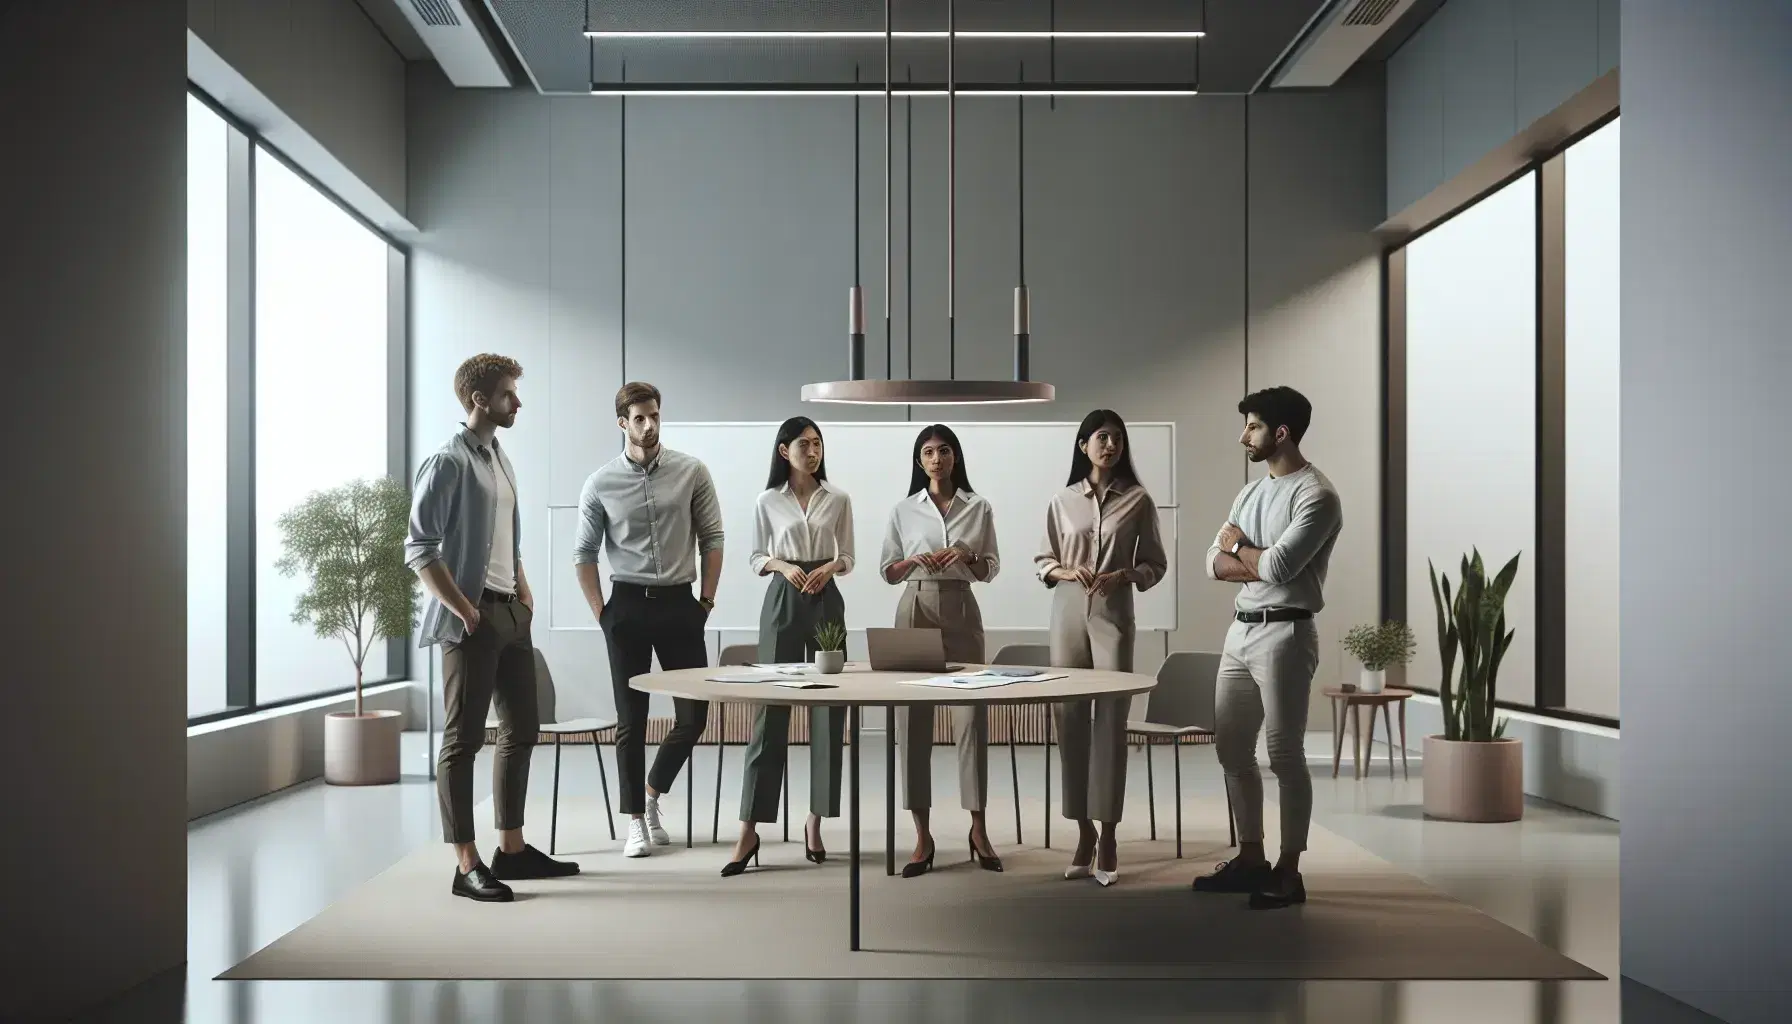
[483,448,518,593]
[879,489,1001,584]
[749,480,856,575]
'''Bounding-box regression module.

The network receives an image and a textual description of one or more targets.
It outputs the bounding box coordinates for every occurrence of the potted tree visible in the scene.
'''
[1424,549,1523,822]
[1341,620,1417,694]
[812,620,848,675]
[275,477,418,786]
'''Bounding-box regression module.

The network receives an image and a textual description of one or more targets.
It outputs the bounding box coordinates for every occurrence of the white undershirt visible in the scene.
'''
[484,457,518,594]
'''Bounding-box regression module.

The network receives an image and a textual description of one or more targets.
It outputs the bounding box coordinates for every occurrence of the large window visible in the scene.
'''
[185,88,408,724]
[1387,114,1620,727]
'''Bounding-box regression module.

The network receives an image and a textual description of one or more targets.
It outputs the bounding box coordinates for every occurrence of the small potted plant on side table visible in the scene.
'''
[275,477,418,786]
[1341,620,1417,694]
[812,620,848,675]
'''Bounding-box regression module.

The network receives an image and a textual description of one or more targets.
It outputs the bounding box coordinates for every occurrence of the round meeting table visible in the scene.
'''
[630,661,1156,951]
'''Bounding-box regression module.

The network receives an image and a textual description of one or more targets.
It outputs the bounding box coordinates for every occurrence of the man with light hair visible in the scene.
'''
[407,354,577,903]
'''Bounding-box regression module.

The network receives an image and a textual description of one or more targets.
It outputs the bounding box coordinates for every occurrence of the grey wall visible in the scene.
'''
[1386,0,1619,216]
[1622,4,1792,1023]
[1,1,189,1019]
[188,0,407,217]
[407,63,1385,730]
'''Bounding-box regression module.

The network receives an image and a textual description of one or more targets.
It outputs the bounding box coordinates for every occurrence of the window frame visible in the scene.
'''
[186,84,412,727]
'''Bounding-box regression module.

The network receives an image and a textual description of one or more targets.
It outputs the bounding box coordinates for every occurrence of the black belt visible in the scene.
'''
[1236,607,1313,623]
[611,580,692,600]
[481,588,518,604]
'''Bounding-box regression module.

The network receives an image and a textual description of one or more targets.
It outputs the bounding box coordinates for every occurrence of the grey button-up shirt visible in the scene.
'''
[572,447,724,586]
[405,426,523,647]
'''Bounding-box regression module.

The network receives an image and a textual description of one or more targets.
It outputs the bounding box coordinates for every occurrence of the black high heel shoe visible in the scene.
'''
[721,835,761,878]
[901,838,937,878]
[968,828,1004,873]
[804,821,827,864]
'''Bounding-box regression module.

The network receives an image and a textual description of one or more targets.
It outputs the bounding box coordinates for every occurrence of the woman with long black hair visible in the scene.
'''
[1035,410,1168,887]
[723,417,855,877]
[878,424,1003,877]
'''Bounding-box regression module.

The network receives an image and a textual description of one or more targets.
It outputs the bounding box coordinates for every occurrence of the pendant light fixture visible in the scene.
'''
[803,0,1054,406]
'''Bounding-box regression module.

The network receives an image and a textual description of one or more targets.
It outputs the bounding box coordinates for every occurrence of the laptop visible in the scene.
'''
[865,627,965,673]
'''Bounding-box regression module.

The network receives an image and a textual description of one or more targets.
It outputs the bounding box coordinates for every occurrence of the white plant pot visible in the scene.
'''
[1358,668,1386,694]
[814,650,846,674]
[324,708,403,785]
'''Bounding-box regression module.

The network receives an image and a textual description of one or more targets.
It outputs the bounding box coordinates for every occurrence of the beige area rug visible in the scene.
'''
[223,796,1601,982]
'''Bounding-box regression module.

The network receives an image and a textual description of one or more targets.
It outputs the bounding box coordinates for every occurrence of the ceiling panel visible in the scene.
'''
[484,0,1329,93]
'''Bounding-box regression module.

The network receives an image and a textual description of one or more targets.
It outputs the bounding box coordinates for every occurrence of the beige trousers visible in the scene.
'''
[1049,582,1133,823]
[894,580,989,812]
[1215,617,1320,853]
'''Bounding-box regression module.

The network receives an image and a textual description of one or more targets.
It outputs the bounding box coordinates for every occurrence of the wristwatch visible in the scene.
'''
[699,596,716,612]
[1229,540,1245,555]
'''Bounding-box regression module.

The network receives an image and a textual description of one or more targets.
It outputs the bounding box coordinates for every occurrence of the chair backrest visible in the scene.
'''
[532,648,560,725]
[991,643,1052,668]
[1147,651,1221,731]
[719,643,757,667]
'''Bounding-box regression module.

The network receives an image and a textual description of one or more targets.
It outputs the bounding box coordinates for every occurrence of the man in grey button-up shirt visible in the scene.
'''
[406,354,576,903]
[574,381,724,857]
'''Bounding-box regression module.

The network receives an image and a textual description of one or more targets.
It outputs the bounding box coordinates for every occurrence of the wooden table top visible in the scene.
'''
[1323,687,1416,703]
[630,663,1156,707]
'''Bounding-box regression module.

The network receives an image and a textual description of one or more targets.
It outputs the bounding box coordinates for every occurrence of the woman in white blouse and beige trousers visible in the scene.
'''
[880,425,1004,878]
[1037,410,1169,887]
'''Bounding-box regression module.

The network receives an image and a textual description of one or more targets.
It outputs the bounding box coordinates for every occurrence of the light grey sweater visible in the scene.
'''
[1205,464,1343,615]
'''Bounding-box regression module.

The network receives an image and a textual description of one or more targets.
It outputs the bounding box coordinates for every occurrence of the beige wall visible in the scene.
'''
[4,1,189,1018]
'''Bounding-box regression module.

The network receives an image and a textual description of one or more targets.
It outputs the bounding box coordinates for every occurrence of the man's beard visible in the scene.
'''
[1245,441,1275,462]
[631,430,658,450]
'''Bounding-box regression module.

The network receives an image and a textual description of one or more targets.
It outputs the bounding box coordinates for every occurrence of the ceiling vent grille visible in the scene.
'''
[1343,0,1401,27]
[408,0,462,28]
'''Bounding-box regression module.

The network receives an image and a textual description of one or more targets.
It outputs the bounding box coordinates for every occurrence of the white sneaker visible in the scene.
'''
[623,818,652,858]
[644,797,671,846]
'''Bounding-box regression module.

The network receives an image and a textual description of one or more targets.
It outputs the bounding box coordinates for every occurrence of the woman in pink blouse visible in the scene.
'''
[1035,410,1169,886]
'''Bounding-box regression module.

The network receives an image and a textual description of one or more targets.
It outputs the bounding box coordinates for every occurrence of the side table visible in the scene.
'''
[1323,687,1415,780]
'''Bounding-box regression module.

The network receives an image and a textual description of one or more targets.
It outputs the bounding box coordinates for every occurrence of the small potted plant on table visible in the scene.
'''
[275,477,418,786]
[1341,620,1417,694]
[812,620,848,675]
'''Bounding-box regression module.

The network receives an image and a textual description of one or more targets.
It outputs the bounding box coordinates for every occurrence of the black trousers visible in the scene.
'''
[601,581,710,815]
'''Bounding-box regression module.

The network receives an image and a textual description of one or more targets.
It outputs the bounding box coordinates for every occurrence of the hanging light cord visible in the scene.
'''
[948,0,956,380]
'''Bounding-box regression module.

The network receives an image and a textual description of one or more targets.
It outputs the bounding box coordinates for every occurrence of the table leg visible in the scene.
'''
[1382,704,1396,779]
[1331,698,1344,778]
[1044,710,1053,850]
[1398,700,1410,780]
[885,704,895,877]
[850,703,861,953]
[1351,704,1363,779]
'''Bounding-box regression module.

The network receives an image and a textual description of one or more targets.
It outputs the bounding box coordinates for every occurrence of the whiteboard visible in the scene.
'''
[550,422,1176,633]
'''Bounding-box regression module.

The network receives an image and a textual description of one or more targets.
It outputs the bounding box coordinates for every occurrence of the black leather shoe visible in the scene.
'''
[452,863,515,902]
[1191,858,1272,893]
[491,844,580,880]
[1248,869,1307,909]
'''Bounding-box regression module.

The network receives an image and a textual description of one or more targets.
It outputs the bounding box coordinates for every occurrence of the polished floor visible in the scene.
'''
[86,732,1718,1023]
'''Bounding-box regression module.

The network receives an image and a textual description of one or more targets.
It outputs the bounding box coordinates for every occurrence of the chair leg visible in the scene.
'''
[593,738,615,842]
[1146,740,1157,841]
[550,736,562,856]
[1044,708,1053,850]
[1173,740,1183,859]
[782,761,790,843]
[1222,746,1237,848]
[686,760,694,849]
[713,704,725,845]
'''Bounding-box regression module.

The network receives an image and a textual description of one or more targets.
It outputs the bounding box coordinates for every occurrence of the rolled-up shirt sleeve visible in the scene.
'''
[1035,501,1065,586]
[749,496,775,576]
[1257,489,1343,586]
[879,507,908,582]
[405,454,457,572]
[832,493,856,574]
[571,473,607,567]
[976,502,1001,582]
[1127,501,1169,592]
[691,464,725,555]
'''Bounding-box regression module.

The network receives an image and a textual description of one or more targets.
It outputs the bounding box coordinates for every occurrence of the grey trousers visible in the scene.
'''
[1215,617,1320,853]
[894,580,989,813]
[437,593,539,844]
[1049,582,1133,823]
[739,565,847,823]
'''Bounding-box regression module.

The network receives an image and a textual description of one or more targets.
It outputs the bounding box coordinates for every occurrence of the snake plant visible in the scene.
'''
[1428,549,1519,742]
